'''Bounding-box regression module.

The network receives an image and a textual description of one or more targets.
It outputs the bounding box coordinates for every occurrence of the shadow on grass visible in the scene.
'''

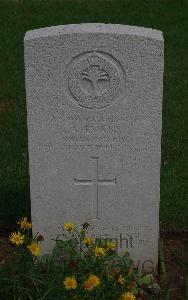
[0,187,30,230]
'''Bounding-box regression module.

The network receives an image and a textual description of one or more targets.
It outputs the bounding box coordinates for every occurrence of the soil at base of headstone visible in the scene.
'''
[159,232,187,300]
[0,225,187,300]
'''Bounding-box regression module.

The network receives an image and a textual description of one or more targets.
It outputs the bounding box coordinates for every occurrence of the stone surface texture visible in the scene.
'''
[24,23,164,271]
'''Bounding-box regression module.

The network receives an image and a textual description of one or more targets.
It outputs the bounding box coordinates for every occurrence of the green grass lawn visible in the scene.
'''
[0,0,187,229]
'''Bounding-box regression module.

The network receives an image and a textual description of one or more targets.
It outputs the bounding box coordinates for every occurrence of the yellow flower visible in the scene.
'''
[118,275,126,285]
[88,274,100,287]
[106,240,116,250]
[94,246,106,258]
[63,276,77,290]
[84,274,100,291]
[27,242,41,256]
[83,237,94,246]
[83,280,94,291]
[9,232,24,246]
[17,217,32,230]
[121,291,136,300]
[64,222,75,232]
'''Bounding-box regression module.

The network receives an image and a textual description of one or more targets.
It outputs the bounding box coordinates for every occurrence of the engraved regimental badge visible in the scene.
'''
[66,51,126,109]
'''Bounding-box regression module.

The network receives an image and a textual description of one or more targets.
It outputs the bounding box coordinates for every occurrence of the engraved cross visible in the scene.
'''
[73,157,116,219]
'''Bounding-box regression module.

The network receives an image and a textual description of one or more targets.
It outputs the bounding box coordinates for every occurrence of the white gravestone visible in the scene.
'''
[24,24,164,272]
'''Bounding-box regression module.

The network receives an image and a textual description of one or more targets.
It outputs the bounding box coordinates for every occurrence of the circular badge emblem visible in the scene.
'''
[66,51,125,109]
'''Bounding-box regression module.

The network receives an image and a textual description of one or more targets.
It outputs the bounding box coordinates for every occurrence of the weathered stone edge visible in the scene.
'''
[24,23,163,42]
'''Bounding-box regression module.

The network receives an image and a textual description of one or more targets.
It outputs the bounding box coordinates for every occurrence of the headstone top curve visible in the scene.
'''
[24,23,163,42]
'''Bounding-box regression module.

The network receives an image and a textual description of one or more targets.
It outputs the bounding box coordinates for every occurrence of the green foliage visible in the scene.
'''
[0,221,156,299]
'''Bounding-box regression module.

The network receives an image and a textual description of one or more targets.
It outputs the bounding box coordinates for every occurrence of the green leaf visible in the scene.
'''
[51,244,64,258]
[140,274,154,285]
